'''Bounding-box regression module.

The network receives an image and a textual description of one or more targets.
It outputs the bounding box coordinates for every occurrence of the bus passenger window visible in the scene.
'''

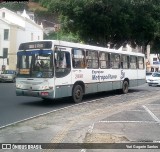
[130,56,137,69]
[99,52,109,69]
[138,57,144,69]
[111,53,120,69]
[86,50,98,69]
[121,55,129,69]
[55,51,71,78]
[72,48,85,68]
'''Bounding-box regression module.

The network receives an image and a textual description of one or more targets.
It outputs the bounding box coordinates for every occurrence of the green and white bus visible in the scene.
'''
[16,40,146,103]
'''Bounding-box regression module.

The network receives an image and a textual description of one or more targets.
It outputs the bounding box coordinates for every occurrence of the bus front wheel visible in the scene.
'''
[122,81,129,94]
[72,85,83,103]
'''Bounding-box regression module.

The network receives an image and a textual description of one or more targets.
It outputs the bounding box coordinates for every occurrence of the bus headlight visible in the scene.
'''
[16,84,22,89]
[41,85,49,90]
[49,86,53,89]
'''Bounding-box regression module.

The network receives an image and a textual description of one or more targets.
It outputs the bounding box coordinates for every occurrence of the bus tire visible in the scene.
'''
[122,81,129,94]
[72,85,83,103]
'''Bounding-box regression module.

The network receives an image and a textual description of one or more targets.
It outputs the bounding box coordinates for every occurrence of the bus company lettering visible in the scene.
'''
[92,70,117,80]
[120,70,125,79]
[75,74,83,79]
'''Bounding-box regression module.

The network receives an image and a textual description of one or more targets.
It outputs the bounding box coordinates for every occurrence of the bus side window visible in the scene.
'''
[99,52,109,69]
[65,52,71,68]
[121,55,129,69]
[72,48,85,68]
[55,51,71,78]
[138,56,144,69]
[130,56,137,69]
[111,53,120,69]
[86,50,98,69]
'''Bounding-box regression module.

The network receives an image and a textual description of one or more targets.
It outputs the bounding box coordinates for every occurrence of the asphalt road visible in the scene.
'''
[0,82,72,128]
[0,82,159,128]
[1,82,160,152]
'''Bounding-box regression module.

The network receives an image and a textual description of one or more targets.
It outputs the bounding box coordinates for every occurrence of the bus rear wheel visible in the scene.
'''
[122,81,129,94]
[72,85,83,103]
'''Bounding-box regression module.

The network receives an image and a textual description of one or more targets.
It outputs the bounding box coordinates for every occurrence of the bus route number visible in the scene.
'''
[28,43,44,49]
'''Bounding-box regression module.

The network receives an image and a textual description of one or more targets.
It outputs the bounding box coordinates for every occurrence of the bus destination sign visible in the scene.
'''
[28,43,44,49]
[19,41,52,50]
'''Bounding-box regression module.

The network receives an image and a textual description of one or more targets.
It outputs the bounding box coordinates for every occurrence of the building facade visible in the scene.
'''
[146,54,160,72]
[0,8,43,71]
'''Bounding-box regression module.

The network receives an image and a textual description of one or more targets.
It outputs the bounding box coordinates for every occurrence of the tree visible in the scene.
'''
[44,31,80,42]
[39,0,160,53]
[0,2,28,11]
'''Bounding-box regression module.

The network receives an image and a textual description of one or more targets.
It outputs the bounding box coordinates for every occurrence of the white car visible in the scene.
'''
[148,72,160,86]
[0,70,16,83]
[146,72,153,83]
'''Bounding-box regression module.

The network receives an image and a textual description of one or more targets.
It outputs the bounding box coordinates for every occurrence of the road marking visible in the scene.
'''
[88,123,95,134]
[80,149,86,152]
[143,105,160,123]
[145,104,160,106]
[99,120,159,124]
[125,110,145,112]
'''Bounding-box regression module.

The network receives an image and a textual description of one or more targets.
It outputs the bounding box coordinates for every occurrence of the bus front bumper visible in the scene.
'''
[16,89,54,98]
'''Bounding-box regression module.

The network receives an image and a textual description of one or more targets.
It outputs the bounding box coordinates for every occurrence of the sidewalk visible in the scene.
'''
[1,91,160,152]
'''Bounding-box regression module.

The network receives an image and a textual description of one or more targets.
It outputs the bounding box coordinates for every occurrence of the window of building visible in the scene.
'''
[99,52,110,69]
[7,58,9,65]
[153,58,157,61]
[138,57,144,69]
[151,67,154,72]
[130,56,137,69]
[86,50,98,69]
[121,55,129,69]
[4,29,9,40]
[110,53,120,69]
[3,48,8,58]
[72,48,85,68]
[2,12,5,18]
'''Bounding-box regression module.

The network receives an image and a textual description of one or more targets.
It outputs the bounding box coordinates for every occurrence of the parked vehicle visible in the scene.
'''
[0,70,16,83]
[147,72,160,86]
[146,72,153,83]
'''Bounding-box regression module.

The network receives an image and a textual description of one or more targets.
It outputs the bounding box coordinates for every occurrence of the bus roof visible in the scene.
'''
[19,40,145,57]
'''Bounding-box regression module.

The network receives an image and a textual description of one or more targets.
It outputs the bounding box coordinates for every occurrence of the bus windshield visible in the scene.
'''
[17,50,53,78]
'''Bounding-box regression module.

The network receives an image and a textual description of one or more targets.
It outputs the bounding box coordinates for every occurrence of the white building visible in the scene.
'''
[147,54,160,72]
[0,8,43,71]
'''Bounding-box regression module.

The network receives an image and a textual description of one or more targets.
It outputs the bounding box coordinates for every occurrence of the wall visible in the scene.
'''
[0,20,10,71]
[0,8,43,71]
[0,20,10,56]
[148,54,160,72]
[24,19,43,42]
[0,8,25,28]
[9,25,18,70]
